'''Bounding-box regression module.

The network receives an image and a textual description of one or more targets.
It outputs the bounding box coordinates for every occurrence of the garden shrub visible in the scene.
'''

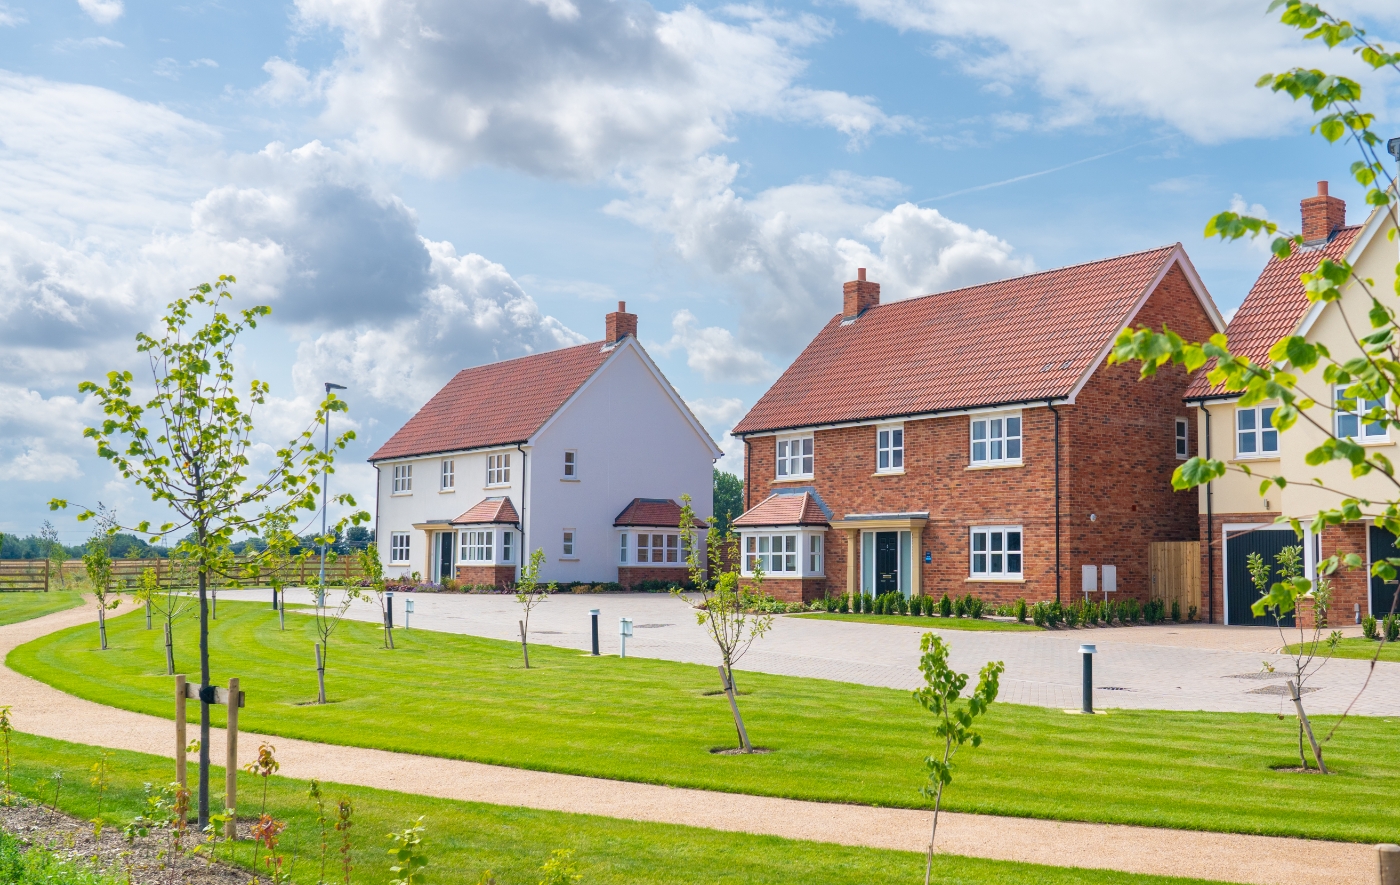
[938,593,952,617]
[1014,597,1027,623]
[1362,615,1378,640]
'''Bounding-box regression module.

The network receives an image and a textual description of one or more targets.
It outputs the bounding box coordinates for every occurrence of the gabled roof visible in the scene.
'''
[1185,226,1363,399]
[369,342,612,462]
[732,488,833,528]
[613,498,707,528]
[451,497,520,525]
[732,245,1220,435]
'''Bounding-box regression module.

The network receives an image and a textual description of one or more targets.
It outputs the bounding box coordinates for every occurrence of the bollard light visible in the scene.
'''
[590,609,600,656]
[620,617,633,659]
[387,591,394,630]
[405,598,414,630]
[1079,644,1097,714]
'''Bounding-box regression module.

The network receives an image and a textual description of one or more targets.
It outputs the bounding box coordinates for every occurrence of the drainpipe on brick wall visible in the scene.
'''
[1047,399,1062,605]
[1200,402,1215,624]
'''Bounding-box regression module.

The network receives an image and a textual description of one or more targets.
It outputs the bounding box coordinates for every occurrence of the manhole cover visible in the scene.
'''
[1247,684,1320,696]
[635,623,672,628]
[1226,672,1287,680]
[1099,686,1132,691]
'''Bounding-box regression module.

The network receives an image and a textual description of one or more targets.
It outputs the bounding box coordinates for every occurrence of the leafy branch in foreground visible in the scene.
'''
[51,276,368,831]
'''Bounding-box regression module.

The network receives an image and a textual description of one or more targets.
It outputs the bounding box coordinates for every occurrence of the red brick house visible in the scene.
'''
[730,247,1225,604]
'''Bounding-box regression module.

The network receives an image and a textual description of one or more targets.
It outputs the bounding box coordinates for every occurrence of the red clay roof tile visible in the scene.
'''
[450,496,520,525]
[732,246,1186,435]
[370,341,612,461]
[613,498,707,528]
[1184,226,1362,399]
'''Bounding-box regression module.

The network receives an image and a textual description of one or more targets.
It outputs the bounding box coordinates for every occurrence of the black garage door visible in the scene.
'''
[1370,527,1400,619]
[1224,528,1297,627]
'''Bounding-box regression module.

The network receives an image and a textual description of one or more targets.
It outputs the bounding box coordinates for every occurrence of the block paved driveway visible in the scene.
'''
[226,589,1400,716]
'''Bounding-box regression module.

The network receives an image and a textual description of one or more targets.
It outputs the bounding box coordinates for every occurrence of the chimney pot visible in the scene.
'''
[1301,180,1346,244]
[842,271,881,319]
[605,301,637,345]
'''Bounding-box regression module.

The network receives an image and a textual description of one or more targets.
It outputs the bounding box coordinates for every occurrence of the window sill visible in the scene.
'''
[872,469,905,477]
[1228,456,1280,465]
[560,477,581,482]
[966,576,1025,583]
[966,461,1023,471]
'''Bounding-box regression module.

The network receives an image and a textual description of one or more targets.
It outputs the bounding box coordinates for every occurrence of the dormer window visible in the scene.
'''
[970,412,1021,466]
[776,434,813,479]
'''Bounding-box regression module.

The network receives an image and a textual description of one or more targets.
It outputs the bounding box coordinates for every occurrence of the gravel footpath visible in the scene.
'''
[0,598,1376,885]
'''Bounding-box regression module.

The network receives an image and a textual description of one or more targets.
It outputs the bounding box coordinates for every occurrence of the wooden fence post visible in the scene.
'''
[225,677,239,839]
[174,675,187,790]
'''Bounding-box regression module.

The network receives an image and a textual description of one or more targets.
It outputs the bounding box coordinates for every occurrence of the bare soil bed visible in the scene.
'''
[0,802,247,885]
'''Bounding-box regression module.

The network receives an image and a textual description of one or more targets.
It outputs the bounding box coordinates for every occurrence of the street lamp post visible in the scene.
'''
[319,382,347,602]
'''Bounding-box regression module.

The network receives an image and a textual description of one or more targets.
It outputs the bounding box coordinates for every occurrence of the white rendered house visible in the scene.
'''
[369,303,722,587]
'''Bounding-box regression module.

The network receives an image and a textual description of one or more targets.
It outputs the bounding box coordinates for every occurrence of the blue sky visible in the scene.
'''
[2,0,1397,546]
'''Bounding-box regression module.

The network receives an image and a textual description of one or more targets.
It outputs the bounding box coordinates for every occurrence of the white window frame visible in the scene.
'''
[461,529,494,563]
[970,411,1022,466]
[563,450,577,479]
[970,526,1023,579]
[1335,386,1388,442]
[775,434,814,480]
[1174,418,1189,460]
[1236,405,1279,457]
[562,529,576,557]
[440,459,455,491]
[876,424,904,473]
[392,464,413,494]
[486,453,511,486]
[389,532,411,564]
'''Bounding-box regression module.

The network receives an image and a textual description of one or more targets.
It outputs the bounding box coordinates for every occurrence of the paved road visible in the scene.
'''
[221,588,1400,716]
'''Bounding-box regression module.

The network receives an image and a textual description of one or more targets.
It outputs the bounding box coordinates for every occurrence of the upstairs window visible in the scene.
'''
[1175,419,1189,459]
[1336,387,1388,441]
[1236,406,1278,456]
[486,453,511,485]
[776,435,813,479]
[970,413,1021,465]
[440,459,455,490]
[389,532,411,563]
[563,450,577,478]
[392,464,413,493]
[877,425,904,472]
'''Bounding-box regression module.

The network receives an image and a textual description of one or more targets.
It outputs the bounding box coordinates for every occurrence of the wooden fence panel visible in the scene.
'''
[1149,541,1201,615]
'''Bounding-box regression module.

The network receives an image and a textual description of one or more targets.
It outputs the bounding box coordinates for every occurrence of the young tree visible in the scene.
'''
[512,548,553,668]
[81,508,122,650]
[678,493,773,753]
[1247,547,1343,771]
[1110,0,1400,727]
[914,633,1002,885]
[52,277,366,830]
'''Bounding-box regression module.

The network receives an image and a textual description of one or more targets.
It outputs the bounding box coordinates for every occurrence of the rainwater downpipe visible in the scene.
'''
[1047,399,1062,605]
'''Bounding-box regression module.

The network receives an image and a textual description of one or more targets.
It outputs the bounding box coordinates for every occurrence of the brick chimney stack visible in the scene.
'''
[605,300,637,344]
[1301,181,1346,244]
[843,268,880,318]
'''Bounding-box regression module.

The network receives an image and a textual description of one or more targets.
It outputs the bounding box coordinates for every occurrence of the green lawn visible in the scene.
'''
[789,612,1040,631]
[1283,636,1400,663]
[1,731,1226,885]
[11,602,1400,843]
[0,591,84,626]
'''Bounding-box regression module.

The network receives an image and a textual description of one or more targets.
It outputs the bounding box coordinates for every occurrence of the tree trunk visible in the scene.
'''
[198,569,211,831]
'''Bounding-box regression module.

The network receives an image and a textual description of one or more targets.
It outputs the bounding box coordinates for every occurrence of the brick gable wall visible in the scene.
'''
[741,263,1216,607]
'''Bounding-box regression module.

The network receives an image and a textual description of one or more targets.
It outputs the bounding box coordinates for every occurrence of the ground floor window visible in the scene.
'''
[389,532,411,564]
[462,529,494,563]
[970,526,1022,578]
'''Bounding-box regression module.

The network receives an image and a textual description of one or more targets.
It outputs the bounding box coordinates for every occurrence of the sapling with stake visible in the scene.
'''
[512,548,554,668]
[914,632,1003,885]
[677,494,773,753]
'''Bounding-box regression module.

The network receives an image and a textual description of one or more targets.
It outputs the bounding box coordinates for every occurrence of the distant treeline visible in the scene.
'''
[0,525,375,560]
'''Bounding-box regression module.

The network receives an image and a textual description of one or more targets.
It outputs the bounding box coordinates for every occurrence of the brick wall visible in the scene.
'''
[618,565,690,588]
[741,263,1214,609]
[455,564,517,589]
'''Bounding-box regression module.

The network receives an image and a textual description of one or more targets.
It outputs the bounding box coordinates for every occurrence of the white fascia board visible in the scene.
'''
[735,401,1051,439]
[371,442,526,466]
[1065,246,1222,406]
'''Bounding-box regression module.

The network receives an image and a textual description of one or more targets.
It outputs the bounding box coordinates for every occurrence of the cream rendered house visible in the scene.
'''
[1188,182,1399,626]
